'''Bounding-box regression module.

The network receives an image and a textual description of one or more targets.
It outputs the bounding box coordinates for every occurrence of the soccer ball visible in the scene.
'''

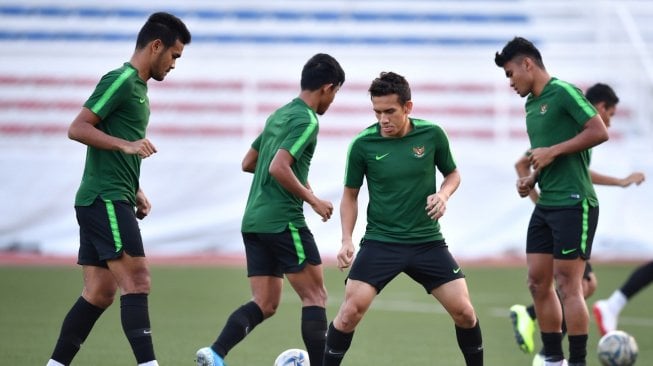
[274,348,310,366]
[597,330,638,366]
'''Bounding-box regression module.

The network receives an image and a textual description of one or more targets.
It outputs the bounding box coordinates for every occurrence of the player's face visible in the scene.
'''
[372,94,413,138]
[596,102,617,128]
[316,83,341,115]
[151,39,185,82]
[503,58,533,98]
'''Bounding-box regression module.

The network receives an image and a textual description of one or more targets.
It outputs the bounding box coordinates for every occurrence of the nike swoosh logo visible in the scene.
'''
[327,349,345,356]
[453,267,461,274]
[561,248,577,255]
[375,153,390,160]
[139,98,146,104]
[143,329,152,334]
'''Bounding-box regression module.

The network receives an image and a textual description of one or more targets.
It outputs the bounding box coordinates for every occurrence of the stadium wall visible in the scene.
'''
[1,0,653,260]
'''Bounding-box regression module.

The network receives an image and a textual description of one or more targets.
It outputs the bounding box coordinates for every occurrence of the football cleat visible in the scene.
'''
[196,347,226,366]
[510,304,536,353]
[592,300,617,336]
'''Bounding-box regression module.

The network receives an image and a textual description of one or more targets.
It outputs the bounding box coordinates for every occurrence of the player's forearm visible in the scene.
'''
[590,170,623,186]
[549,116,609,158]
[339,189,358,242]
[438,169,461,200]
[68,121,131,151]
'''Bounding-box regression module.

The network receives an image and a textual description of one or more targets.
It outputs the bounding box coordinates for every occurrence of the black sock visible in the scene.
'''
[120,293,155,364]
[568,334,588,364]
[541,332,564,361]
[455,319,484,366]
[323,322,354,366]
[526,304,537,320]
[51,296,105,365]
[212,301,264,358]
[301,306,327,366]
[621,261,653,298]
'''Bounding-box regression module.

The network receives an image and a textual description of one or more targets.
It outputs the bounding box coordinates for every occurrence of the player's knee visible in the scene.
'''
[257,301,280,318]
[451,305,477,328]
[84,288,117,309]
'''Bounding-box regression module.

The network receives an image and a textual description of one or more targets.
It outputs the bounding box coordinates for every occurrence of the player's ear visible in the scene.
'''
[151,39,164,54]
[404,100,413,114]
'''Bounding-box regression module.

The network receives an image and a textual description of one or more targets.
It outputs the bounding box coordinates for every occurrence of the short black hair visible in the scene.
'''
[585,83,619,109]
[368,72,411,106]
[300,53,346,91]
[136,12,191,49]
[495,36,544,68]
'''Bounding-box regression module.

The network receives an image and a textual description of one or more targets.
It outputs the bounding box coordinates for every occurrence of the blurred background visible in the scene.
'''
[1,0,652,261]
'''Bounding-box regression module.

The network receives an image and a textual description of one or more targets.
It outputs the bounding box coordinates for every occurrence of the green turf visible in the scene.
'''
[0,263,650,365]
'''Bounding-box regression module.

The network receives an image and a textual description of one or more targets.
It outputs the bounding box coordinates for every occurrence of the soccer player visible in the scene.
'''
[495,37,610,366]
[45,12,191,366]
[323,72,483,366]
[195,53,345,366]
[593,261,653,335]
[508,83,645,363]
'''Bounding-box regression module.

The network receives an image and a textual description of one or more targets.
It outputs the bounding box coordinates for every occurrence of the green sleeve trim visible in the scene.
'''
[288,109,318,156]
[551,79,596,117]
[90,68,136,115]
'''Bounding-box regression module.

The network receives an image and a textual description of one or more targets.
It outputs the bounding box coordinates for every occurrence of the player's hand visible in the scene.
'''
[528,147,555,170]
[135,189,151,220]
[122,138,157,158]
[337,239,355,271]
[622,172,645,187]
[310,198,333,222]
[516,176,534,198]
[425,192,448,220]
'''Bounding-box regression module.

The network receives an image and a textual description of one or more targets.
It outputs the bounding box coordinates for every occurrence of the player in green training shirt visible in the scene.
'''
[46,12,190,366]
[196,53,345,366]
[323,72,483,366]
[495,37,609,366]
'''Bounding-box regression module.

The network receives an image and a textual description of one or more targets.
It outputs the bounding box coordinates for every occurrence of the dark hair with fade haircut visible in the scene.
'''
[136,12,191,50]
[494,36,544,69]
[300,53,345,91]
[585,83,619,109]
[368,71,411,106]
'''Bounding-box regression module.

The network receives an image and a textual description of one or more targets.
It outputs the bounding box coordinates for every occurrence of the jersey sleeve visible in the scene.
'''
[84,69,133,120]
[344,138,365,188]
[279,109,318,159]
[251,133,262,151]
[433,125,457,176]
[560,84,597,126]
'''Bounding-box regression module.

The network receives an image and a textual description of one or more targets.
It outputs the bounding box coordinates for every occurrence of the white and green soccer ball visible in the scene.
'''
[274,348,310,366]
[597,330,638,366]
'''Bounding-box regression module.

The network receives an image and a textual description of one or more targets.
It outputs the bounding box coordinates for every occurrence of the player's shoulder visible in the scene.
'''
[97,63,139,90]
[548,77,584,97]
[412,118,447,135]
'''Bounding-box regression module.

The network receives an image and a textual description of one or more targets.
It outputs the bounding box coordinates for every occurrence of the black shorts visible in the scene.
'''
[76,197,145,268]
[243,224,321,278]
[348,239,464,294]
[526,201,598,260]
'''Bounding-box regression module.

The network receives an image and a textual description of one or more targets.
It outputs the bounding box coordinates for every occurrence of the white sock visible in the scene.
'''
[138,361,159,366]
[46,360,65,366]
[607,290,627,314]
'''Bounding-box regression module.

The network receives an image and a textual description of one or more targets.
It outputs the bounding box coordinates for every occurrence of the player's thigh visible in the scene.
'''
[405,241,464,294]
[550,204,598,260]
[347,240,405,293]
[334,279,377,331]
[76,198,145,266]
[431,278,475,323]
[249,275,284,315]
[82,265,118,308]
[286,263,326,305]
[106,252,151,294]
[526,253,554,287]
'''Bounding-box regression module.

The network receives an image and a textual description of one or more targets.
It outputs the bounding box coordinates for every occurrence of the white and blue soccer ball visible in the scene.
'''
[597,330,638,366]
[274,348,310,366]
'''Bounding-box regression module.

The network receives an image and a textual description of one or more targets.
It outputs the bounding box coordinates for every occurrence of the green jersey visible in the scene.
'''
[75,63,149,207]
[344,118,457,243]
[241,98,319,233]
[526,78,598,207]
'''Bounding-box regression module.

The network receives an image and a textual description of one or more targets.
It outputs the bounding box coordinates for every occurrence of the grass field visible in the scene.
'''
[0,263,650,365]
